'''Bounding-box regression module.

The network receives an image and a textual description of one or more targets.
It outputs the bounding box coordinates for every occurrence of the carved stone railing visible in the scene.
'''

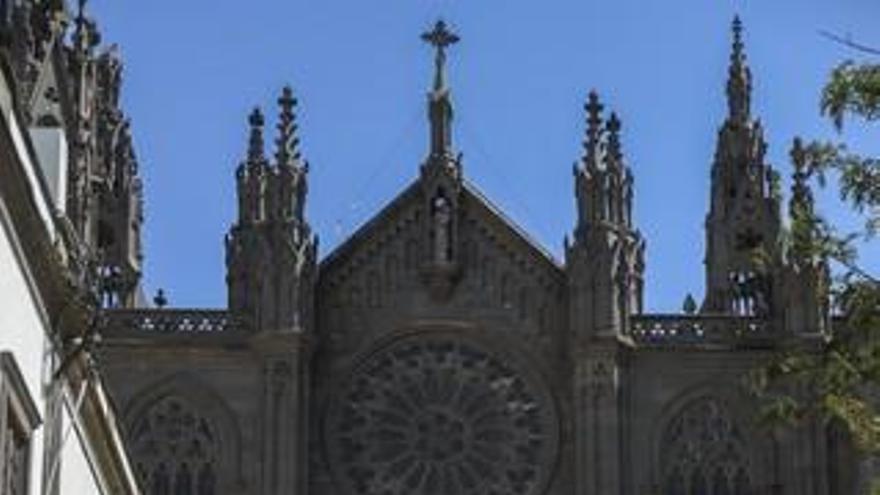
[631,314,774,348]
[101,309,251,339]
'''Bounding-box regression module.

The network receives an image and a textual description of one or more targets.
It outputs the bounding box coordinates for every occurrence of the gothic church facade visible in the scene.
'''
[95,16,863,495]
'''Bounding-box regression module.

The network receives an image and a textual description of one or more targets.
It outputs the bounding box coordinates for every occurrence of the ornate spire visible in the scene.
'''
[247,107,266,165]
[703,17,780,315]
[574,91,637,229]
[228,94,317,333]
[275,85,301,169]
[567,92,645,340]
[583,90,603,168]
[726,15,752,123]
[422,20,459,160]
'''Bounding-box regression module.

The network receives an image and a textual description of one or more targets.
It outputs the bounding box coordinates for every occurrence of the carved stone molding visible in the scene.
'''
[579,356,618,400]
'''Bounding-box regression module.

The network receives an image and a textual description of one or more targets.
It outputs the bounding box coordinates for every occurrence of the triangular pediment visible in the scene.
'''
[320,178,561,276]
[315,172,567,360]
[318,175,564,313]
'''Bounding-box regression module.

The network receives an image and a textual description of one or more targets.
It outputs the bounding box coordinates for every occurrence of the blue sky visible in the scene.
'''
[88,0,879,311]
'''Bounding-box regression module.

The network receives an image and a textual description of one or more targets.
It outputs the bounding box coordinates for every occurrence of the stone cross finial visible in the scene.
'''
[421,20,459,92]
[276,85,301,168]
[247,107,265,163]
[422,20,460,160]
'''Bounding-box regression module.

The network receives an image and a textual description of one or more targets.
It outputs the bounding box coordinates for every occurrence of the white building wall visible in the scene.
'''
[1,71,137,494]
[0,204,48,495]
[1,155,120,495]
[57,401,104,495]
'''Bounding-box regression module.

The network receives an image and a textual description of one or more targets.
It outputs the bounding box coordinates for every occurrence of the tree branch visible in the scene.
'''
[819,30,880,56]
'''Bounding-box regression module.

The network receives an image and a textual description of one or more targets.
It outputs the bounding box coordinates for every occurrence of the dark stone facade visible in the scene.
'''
[95,17,859,495]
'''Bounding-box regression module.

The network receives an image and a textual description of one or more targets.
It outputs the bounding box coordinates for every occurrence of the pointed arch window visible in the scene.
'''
[660,397,753,495]
[129,396,219,495]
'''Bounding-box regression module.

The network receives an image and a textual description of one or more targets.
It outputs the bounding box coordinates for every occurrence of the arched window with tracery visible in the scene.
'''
[129,395,219,495]
[660,396,753,495]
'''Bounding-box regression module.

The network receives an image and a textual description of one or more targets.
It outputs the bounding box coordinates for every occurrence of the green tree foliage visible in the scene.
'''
[824,62,880,131]
[751,52,880,462]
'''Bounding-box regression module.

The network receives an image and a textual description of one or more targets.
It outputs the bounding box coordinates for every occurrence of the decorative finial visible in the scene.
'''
[584,91,604,164]
[421,20,460,92]
[73,0,101,54]
[153,289,168,308]
[727,15,751,123]
[275,85,301,169]
[247,107,265,163]
[606,111,623,165]
[682,293,697,315]
[732,15,743,51]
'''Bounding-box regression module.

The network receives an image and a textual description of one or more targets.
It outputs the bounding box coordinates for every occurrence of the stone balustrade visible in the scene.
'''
[101,309,250,337]
[631,314,773,347]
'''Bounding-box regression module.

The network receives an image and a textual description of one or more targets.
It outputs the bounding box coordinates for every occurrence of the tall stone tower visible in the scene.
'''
[225,87,317,493]
[566,91,645,495]
[64,5,144,308]
[703,17,782,316]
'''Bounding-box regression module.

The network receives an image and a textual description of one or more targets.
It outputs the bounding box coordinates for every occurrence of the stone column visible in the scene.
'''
[255,333,310,495]
[574,343,622,495]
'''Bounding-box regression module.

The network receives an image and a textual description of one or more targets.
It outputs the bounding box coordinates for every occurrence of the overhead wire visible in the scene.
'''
[456,111,563,260]
[326,103,425,248]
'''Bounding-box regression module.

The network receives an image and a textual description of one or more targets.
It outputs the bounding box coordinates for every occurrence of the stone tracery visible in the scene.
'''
[327,334,557,495]
[660,397,753,495]
[129,396,219,495]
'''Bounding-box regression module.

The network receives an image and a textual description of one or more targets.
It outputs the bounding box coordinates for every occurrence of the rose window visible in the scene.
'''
[326,334,558,495]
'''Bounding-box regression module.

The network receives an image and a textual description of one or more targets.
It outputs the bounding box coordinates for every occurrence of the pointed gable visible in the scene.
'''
[316,173,566,352]
[318,177,563,288]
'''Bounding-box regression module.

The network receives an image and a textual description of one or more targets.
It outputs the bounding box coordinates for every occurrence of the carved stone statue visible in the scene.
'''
[432,194,452,263]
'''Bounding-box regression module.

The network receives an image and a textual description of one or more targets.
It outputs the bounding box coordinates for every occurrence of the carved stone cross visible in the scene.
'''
[421,20,459,91]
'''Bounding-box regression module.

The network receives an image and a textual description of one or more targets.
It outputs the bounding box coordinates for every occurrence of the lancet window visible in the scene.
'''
[660,397,753,495]
[129,395,220,495]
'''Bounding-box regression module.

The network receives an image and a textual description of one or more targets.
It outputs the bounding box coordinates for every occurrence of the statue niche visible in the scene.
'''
[420,188,461,299]
[431,191,454,264]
